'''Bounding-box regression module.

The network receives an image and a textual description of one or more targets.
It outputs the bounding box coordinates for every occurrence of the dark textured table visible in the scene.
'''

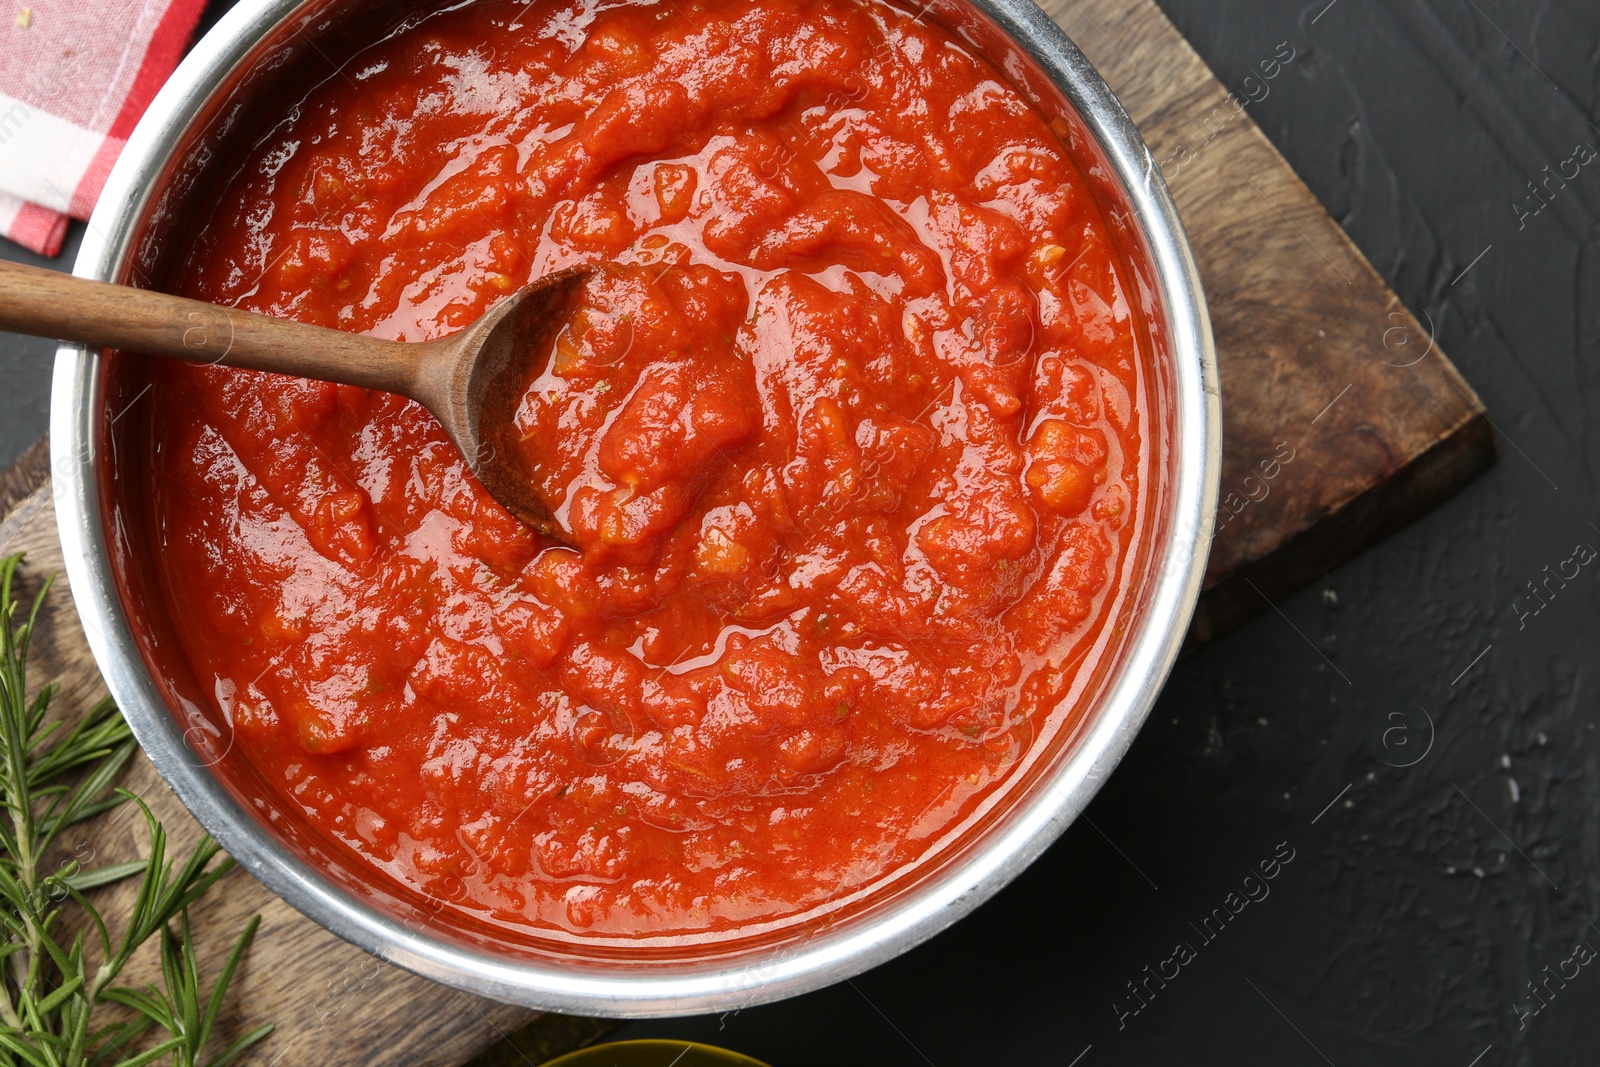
[3,1,1596,1064]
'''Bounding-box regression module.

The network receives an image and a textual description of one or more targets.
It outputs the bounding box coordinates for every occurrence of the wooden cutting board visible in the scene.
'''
[0,0,1493,1062]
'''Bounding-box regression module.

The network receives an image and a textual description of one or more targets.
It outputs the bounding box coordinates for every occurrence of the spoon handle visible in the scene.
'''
[0,260,422,395]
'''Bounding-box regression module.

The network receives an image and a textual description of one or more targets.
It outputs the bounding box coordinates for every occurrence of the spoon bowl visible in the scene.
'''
[407,266,591,537]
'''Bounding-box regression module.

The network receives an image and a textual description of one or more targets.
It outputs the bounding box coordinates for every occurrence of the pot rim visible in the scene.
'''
[51,0,1220,1017]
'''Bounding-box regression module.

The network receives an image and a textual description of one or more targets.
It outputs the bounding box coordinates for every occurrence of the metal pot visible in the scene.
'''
[51,0,1219,1017]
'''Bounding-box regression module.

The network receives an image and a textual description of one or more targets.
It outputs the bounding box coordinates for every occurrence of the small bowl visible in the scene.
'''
[52,0,1218,1017]
[543,1041,770,1067]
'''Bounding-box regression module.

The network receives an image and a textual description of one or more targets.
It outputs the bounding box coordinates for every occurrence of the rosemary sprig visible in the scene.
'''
[0,554,273,1067]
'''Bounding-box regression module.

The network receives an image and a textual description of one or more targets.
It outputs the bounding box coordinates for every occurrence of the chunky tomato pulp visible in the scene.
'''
[146,0,1150,935]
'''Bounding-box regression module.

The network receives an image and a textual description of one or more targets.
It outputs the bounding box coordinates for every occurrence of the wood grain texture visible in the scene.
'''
[0,435,51,519]
[0,482,611,1067]
[0,0,1495,1063]
[1040,0,1494,641]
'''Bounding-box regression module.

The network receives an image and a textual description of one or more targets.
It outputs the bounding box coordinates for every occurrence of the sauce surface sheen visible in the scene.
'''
[149,0,1150,935]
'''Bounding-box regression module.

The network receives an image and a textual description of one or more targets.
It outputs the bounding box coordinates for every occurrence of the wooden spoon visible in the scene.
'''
[0,260,591,539]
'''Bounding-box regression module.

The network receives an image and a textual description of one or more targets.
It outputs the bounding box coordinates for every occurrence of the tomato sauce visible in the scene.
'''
[146,0,1149,935]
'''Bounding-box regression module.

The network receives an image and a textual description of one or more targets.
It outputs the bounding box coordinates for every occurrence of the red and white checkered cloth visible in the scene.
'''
[0,0,206,256]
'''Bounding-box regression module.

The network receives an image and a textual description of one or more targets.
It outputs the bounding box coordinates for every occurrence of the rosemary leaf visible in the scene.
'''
[59,861,147,893]
[0,554,274,1066]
